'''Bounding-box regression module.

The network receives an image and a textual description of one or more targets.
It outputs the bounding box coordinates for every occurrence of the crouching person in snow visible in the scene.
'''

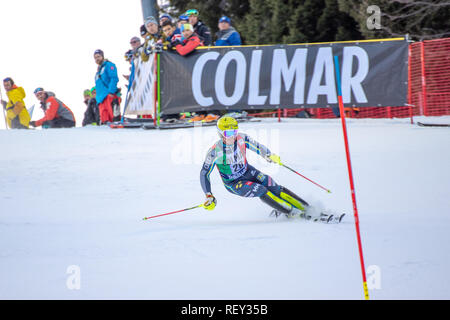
[30,88,75,128]
[200,116,310,218]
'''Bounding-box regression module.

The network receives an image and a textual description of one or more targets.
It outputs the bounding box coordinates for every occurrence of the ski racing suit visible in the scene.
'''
[200,133,309,214]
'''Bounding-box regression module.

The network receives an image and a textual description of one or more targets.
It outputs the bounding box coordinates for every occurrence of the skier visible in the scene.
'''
[200,115,310,218]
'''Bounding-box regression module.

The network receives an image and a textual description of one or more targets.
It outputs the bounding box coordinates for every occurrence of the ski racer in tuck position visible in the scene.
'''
[200,115,311,218]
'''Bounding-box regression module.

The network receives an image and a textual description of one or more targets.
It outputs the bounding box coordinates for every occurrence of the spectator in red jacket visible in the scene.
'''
[30,88,76,128]
[171,23,203,56]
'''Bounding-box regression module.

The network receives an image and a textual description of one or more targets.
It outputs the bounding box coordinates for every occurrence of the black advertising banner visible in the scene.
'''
[159,39,408,115]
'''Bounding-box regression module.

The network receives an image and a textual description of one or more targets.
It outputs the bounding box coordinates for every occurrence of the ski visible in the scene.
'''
[417,122,450,127]
[270,210,345,224]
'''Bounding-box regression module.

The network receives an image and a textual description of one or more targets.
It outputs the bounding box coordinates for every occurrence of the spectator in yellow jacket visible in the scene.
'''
[1,77,30,129]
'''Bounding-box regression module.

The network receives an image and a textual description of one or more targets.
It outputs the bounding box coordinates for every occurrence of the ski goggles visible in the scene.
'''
[185,9,199,16]
[220,129,238,138]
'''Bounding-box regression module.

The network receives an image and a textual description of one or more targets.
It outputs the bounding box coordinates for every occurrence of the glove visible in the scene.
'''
[203,192,217,211]
[171,39,182,47]
[154,43,163,52]
[266,154,282,165]
[1,100,6,109]
[29,121,37,127]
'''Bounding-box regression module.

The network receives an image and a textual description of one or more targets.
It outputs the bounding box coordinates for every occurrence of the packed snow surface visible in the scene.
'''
[1,116,449,299]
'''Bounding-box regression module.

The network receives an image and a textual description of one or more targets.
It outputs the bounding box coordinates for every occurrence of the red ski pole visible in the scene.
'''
[143,204,204,221]
[334,55,369,300]
[281,163,332,193]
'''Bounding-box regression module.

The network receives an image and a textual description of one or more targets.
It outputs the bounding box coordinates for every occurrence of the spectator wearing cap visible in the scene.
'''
[171,23,203,56]
[94,49,121,124]
[83,89,91,105]
[159,13,173,25]
[186,9,211,46]
[141,16,161,62]
[30,88,75,128]
[215,16,242,46]
[140,24,148,39]
[82,89,99,126]
[1,77,30,129]
[175,15,188,36]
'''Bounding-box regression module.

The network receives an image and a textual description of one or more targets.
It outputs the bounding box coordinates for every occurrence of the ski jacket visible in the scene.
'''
[95,60,119,104]
[200,133,272,194]
[193,20,211,46]
[82,98,99,126]
[215,27,242,46]
[175,33,203,56]
[5,85,30,128]
[35,92,75,127]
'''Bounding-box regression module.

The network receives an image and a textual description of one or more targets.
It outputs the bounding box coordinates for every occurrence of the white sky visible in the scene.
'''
[0,0,144,128]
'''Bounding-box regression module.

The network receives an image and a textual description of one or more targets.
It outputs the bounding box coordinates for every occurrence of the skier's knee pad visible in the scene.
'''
[260,191,292,214]
[280,187,309,210]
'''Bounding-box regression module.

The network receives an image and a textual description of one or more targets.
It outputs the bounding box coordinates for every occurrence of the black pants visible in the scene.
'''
[43,118,75,128]
[224,165,281,198]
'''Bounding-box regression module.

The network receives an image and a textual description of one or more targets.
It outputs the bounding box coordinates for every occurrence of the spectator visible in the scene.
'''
[177,15,189,29]
[123,49,136,92]
[83,89,91,105]
[124,35,140,87]
[140,24,148,39]
[82,89,99,126]
[1,77,30,129]
[186,9,211,46]
[30,88,75,128]
[130,36,142,52]
[175,15,188,35]
[161,20,182,47]
[94,49,121,124]
[215,16,242,46]
[171,23,203,56]
[141,16,161,62]
[159,13,173,25]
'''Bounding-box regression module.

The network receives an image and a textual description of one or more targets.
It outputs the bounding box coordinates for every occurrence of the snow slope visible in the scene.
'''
[0,116,449,299]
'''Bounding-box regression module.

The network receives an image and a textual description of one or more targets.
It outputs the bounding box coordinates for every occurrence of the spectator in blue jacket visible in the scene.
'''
[94,49,120,123]
[215,16,242,46]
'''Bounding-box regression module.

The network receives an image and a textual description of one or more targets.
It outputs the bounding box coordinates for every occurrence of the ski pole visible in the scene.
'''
[280,163,332,193]
[143,204,204,221]
[0,86,8,130]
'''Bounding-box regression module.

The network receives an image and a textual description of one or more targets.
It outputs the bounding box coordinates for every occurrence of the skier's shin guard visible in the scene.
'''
[260,191,292,214]
[280,187,309,211]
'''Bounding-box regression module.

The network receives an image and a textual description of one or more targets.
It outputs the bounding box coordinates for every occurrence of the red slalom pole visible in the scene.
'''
[334,55,370,300]
[143,204,203,221]
[281,163,331,193]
